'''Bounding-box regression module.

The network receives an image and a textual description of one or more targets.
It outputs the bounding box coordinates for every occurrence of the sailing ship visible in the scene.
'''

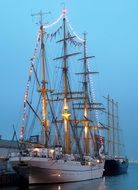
[9,9,105,184]
[103,95,128,175]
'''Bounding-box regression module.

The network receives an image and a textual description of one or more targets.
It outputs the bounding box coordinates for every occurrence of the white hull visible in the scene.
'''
[10,157,104,184]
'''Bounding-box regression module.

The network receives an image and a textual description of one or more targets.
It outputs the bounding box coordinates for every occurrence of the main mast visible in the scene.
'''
[52,9,83,154]
[83,34,89,155]
[62,10,71,154]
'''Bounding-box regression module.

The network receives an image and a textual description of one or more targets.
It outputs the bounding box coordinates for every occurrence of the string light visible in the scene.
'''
[20,11,64,138]
[62,13,99,130]
[62,8,67,16]
[87,59,101,136]
[20,30,41,139]
[20,10,99,140]
[44,13,63,29]
[65,16,84,42]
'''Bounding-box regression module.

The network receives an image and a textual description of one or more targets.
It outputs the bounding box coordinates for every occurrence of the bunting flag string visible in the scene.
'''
[43,10,84,45]
[45,28,83,47]
[67,32,83,47]
[46,26,63,41]
[20,30,41,139]
[65,16,84,42]
[66,13,100,130]
[44,13,63,29]
[20,10,85,139]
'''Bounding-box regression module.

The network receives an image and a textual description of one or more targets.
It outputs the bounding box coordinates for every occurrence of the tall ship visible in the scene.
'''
[103,95,128,176]
[9,9,105,184]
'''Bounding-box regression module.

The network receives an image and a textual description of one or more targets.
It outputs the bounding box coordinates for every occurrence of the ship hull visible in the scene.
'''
[103,158,128,176]
[10,157,104,184]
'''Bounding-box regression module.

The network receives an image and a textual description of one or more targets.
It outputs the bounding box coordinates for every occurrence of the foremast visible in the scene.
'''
[40,24,48,148]
[19,11,52,148]
[35,11,49,147]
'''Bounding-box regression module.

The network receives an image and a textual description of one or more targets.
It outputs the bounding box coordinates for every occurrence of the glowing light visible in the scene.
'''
[33,148,40,152]
[63,98,69,110]
[64,119,67,132]
[42,97,46,122]
[88,161,91,166]
[63,104,68,110]
[49,149,55,154]
[62,113,71,119]
[20,29,41,139]
[84,127,88,138]
[96,159,100,163]
[62,8,67,16]
[58,185,61,190]
[84,108,87,117]
[58,174,61,177]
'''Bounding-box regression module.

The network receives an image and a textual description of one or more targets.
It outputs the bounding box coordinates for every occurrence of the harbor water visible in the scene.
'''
[1,163,137,190]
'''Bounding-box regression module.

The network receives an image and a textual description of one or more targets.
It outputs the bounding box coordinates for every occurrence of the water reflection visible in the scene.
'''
[29,178,105,190]
[3,165,138,190]
[0,178,105,190]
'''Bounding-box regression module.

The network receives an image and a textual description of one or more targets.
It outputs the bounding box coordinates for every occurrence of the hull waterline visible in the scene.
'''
[10,157,104,184]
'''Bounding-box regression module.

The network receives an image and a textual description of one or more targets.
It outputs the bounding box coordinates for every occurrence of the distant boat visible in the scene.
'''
[9,9,105,184]
[103,95,128,176]
[104,157,128,175]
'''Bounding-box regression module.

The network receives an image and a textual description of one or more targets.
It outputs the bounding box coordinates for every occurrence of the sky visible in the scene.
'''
[0,0,138,160]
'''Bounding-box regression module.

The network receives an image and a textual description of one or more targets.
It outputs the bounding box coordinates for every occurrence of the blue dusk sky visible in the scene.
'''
[0,0,137,160]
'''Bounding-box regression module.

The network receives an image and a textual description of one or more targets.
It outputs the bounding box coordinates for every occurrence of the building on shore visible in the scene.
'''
[0,139,19,171]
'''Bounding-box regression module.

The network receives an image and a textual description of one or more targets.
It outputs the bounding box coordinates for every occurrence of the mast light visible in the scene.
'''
[62,8,67,16]
[62,113,71,119]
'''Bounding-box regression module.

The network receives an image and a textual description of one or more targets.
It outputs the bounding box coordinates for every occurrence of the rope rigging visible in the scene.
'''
[19,9,102,156]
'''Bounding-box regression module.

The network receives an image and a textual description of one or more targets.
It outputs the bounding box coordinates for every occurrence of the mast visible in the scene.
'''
[52,9,83,154]
[62,10,71,154]
[103,95,112,158]
[34,11,49,147]
[83,33,89,155]
[75,34,103,155]
[107,94,111,157]
[116,102,120,156]
[112,99,115,157]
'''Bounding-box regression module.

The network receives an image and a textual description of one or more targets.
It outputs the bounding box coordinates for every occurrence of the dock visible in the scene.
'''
[0,171,18,187]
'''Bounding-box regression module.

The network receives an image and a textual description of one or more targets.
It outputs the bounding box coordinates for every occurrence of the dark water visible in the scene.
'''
[1,163,138,190]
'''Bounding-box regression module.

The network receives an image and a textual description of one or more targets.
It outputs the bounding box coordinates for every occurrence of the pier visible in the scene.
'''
[0,139,29,187]
[0,163,29,187]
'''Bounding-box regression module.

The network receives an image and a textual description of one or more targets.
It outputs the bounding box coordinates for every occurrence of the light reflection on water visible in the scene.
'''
[3,164,138,190]
[29,178,105,190]
[0,177,105,190]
